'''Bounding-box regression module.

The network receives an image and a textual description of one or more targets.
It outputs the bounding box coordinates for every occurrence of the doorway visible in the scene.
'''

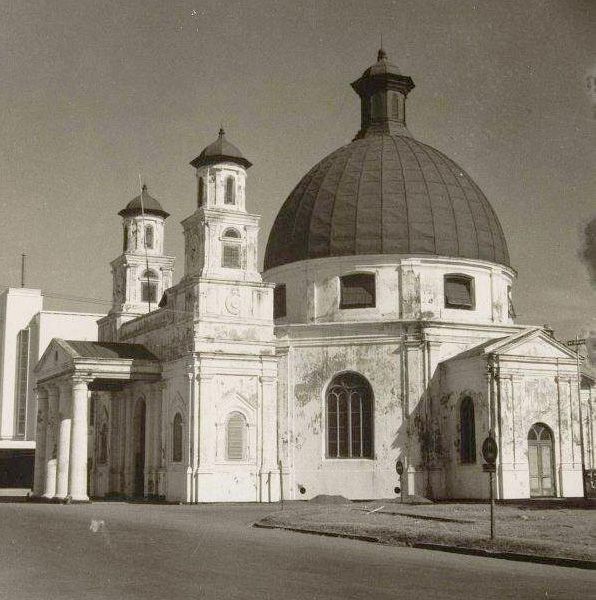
[528,423,555,497]
[133,399,146,498]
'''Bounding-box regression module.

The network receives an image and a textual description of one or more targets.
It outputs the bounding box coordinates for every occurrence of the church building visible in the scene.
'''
[33,50,594,503]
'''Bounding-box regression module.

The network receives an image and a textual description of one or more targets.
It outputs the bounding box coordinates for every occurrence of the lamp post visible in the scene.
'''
[566,336,587,498]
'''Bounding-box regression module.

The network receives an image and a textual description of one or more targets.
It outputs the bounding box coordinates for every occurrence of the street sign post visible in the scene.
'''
[481,434,498,540]
[395,460,404,501]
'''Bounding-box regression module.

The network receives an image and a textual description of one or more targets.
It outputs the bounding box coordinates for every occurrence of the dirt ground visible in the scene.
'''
[259,499,596,561]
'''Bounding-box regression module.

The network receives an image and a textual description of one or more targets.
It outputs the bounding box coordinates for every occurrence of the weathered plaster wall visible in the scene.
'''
[438,357,491,499]
[264,255,515,327]
[281,340,404,500]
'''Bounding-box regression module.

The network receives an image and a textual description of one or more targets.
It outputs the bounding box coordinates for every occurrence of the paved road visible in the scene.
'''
[0,502,593,599]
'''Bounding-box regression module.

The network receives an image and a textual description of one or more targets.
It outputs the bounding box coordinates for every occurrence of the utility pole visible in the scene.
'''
[566,336,587,498]
[20,253,27,287]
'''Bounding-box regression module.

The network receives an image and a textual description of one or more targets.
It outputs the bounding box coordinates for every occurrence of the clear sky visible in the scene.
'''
[1,0,594,340]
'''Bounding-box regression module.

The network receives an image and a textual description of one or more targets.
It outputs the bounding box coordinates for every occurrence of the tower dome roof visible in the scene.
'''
[118,184,169,219]
[190,127,252,169]
[264,51,510,271]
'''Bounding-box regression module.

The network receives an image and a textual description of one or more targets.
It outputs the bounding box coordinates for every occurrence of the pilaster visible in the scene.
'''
[32,388,48,497]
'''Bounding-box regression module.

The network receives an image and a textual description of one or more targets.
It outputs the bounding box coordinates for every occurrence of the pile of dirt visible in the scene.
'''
[308,494,350,505]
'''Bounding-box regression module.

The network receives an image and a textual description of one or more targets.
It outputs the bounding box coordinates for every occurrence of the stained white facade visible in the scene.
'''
[31,56,595,503]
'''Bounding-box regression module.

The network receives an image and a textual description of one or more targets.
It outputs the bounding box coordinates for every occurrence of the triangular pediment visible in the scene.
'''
[34,338,76,379]
[485,328,577,360]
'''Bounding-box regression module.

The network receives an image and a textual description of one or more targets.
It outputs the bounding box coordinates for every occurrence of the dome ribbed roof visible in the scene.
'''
[118,185,169,219]
[190,127,252,169]
[264,51,510,271]
[264,134,510,270]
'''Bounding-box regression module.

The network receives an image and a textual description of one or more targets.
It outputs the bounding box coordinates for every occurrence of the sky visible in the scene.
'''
[0,0,594,341]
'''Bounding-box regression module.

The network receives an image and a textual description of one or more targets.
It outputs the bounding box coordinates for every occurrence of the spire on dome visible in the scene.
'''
[377,47,387,61]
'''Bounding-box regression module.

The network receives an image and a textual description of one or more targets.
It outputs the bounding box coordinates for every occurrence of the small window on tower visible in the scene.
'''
[340,273,376,309]
[371,93,383,121]
[222,244,241,269]
[141,282,158,303]
[123,225,128,251]
[141,269,158,303]
[198,176,205,207]
[225,176,236,205]
[391,94,400,120]
[274,284,287,319]
[444,275,474,310]
[145,225,154,249]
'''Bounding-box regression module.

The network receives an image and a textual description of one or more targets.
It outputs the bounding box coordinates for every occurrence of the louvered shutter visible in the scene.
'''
[227,414,245,460]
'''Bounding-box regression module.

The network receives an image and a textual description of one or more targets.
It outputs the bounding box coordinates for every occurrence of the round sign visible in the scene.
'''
[395,460,404,475]
[482,435,498,464]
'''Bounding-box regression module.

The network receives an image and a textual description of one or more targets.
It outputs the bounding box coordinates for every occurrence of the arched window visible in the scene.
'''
[172,413,183,462]
[226,412,246,460]
[340,273,376,309]
[198,176,205,207]
[223,228,240,239]
[141,269,158,304]
[460,397,476,463]
[123,225,128,251]
[326,372,373,458]
[145,225,154,249]
[224,176,236,205]
[444,274,475,310]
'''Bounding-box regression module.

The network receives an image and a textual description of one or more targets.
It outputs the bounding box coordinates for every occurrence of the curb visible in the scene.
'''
[253,521,595,571]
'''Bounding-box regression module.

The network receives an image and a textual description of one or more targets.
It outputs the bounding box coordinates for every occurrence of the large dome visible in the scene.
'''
[264,51,510,271]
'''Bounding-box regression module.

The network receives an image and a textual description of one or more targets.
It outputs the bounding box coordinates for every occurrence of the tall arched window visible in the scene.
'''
[326,372,373,458]
[145,225,154,249]
[226,412,246,460]
[224,176,236,205]
[528,423,555,497]
[172,413,183,463]
[141,269,158,303]
[198,176,205,207]
[222,229,241,269]
[460,397,476,463]
[123,225,128,251]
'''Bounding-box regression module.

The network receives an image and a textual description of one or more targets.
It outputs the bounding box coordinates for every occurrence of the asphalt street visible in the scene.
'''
[0,502,593,599]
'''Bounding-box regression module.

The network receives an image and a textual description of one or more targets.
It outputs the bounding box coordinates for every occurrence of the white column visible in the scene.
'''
[43,385,59,498]
[32,388,48,497]
[55,381,72,499]
[68,377,90,501]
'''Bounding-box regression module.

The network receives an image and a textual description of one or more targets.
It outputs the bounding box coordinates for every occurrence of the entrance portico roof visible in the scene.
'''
[34,338,161,387]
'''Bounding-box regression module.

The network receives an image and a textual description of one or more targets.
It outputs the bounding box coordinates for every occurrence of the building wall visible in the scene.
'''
[264,255,515,327]
[279,334,405,500]
[437,357,491,499]
[0,289,43,442]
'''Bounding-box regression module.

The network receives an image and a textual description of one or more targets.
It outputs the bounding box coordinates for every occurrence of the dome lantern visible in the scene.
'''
[351,49,415,139]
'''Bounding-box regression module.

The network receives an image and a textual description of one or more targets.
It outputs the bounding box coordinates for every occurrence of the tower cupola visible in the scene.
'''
[351,48,415,139]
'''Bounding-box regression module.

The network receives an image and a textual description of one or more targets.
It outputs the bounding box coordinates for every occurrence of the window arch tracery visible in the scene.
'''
[326,372,373,459]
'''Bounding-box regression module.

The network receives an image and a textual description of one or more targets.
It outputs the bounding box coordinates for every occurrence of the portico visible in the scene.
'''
[33,339,160,501]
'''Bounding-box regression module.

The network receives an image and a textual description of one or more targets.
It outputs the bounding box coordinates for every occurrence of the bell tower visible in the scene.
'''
[182,128,260,283]
[98,185,175,342]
